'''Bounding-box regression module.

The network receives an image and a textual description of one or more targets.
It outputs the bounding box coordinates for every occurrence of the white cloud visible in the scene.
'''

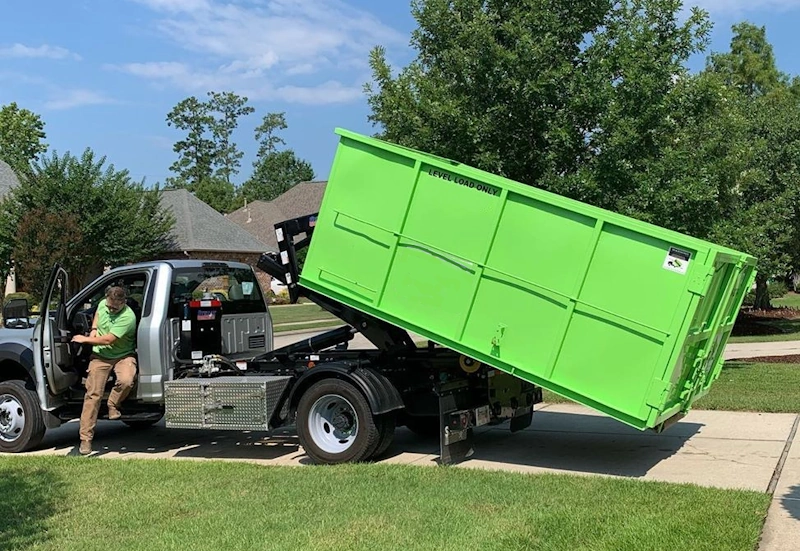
[286,63,315,76]
[122,0,407,104]
[44,89,117,110]
[688,0,800,15]
[0,43,81,61]
[111,61,362,104]
[274,81,363,104]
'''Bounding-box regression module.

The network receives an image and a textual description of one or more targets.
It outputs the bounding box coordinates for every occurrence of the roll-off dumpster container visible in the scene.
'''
[299,129,757,431]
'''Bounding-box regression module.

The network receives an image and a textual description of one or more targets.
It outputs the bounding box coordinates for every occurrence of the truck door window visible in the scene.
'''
[75,273,149,322]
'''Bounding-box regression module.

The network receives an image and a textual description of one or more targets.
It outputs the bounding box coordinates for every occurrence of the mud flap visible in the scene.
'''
[510,406,533,432]
[438,392,475,465]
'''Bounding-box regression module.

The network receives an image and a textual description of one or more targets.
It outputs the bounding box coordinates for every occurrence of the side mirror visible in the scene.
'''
[3,298,31,329]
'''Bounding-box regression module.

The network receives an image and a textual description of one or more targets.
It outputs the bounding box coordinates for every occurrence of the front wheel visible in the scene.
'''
[296,378,380,464]
[0,380,46,453]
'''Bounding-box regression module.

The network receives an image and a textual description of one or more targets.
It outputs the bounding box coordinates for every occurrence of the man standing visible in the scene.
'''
[71,286,137,455]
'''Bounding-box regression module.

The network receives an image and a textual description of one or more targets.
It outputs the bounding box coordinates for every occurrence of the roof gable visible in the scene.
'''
[0,160,20,200]
[160,189,272,253]
[227,181,327,249]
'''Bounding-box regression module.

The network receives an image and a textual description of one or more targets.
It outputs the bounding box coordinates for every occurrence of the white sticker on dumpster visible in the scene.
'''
[663,247,691,274]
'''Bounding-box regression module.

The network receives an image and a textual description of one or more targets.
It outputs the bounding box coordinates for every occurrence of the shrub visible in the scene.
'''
[267,289,291,305]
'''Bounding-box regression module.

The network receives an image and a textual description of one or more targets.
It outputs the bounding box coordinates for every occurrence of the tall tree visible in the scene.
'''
[0,149,175,293]
[705,23,800,309]
[241,113,314,202]
[166,96,215,189]
[207,91,255,185]
[193,176,237,214]
[0,102,47,173]
[365,0,712,220]
[708,23,785,98]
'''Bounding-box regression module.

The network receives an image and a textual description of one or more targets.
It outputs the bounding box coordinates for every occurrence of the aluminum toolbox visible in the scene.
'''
[299,128,757,431]
[164,376,291,431]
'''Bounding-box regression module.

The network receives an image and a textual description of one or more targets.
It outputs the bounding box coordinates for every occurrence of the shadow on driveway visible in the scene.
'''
[379,409,704,478]
[34,408,702,479]
[782,484,800,520]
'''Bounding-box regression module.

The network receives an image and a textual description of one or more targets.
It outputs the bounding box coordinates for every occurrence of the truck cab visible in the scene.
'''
[0,259,272,452]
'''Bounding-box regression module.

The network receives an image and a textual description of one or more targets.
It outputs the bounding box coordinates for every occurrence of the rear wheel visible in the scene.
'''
[297,379,380,464]
[0,380,46,453]
[372,412,397,459]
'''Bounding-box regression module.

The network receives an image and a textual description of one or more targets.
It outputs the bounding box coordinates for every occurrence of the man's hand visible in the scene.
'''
[72,334,89,344]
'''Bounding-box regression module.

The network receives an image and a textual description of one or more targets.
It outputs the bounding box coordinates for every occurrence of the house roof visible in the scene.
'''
[160,189,272,253]
[270,180,327,221]
[0,160,20,200]
[227,181,327,250]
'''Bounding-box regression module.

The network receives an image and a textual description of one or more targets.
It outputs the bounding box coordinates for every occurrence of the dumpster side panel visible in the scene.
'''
[300,129,756,430]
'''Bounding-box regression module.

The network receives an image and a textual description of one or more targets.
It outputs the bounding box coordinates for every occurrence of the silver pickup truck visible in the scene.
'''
[0,260,273,452]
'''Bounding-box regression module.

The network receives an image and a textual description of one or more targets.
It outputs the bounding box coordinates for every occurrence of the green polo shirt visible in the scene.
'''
[93,299,137,359]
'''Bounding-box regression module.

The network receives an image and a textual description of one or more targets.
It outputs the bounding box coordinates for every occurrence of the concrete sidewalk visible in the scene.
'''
[725,340,800,361]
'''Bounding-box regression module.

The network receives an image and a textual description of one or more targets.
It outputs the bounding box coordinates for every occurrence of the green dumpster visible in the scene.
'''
[300,128,757,431]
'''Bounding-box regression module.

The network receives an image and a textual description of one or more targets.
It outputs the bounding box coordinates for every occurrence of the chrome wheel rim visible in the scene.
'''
[0,393,25,442]
[308,394,358,454]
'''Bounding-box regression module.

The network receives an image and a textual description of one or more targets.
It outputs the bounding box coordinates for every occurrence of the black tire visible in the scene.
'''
[0,380,46,453]
[371,412,397,459]
[296,378,380,464]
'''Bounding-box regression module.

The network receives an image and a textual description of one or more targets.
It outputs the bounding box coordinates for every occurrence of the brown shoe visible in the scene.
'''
[79,440,92,455]
[108,406,121,420]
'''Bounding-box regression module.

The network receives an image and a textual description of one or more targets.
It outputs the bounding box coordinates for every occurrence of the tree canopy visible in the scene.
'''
[366,0,800,308]
[0,149,174,295]
[0,102,47,173]
[165,95,312,212]
[240,112,315,203]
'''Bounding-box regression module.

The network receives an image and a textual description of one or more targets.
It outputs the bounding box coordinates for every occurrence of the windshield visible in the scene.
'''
[168,265,267,317]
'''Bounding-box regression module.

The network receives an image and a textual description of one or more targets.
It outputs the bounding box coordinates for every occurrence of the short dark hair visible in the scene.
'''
[106,286,127,302]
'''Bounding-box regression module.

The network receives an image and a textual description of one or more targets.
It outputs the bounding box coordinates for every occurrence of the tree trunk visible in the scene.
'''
[753,274,772,310]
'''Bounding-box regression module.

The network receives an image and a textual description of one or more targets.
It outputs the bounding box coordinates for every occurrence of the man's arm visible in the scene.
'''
[72,332,118,346]
[72,310,116,345]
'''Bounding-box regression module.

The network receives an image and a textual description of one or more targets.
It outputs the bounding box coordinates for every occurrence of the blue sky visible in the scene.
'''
[1,0,799,186]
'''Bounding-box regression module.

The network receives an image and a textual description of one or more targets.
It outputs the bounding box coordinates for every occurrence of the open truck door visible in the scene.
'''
[33,264,78,396]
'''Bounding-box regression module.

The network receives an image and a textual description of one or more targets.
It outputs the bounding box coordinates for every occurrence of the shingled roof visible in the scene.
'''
[0,160,20,200]
[160,189,272,254]
[227,181,327,250]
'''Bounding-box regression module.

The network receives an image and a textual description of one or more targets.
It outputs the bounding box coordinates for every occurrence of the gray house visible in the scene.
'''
[0,159,20,200]
[159,189,275,293]
[0,160,21,295]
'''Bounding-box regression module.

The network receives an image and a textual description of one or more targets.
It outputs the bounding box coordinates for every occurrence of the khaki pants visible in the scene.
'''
[79,355,137,442]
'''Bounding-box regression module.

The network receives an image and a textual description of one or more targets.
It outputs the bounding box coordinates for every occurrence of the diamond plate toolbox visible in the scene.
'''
[164,376,291,431]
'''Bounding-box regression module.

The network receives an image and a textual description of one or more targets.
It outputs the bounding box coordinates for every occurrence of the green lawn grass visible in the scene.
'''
[694,361,800,412]
[269,303,337,325]
[545,360,800,412]
[774,292,800,309]
[0,456,768,551]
